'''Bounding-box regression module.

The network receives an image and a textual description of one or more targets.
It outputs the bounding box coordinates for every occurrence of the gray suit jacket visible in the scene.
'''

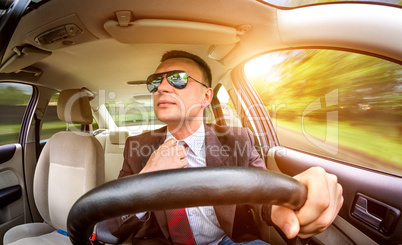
[107,124,270,244]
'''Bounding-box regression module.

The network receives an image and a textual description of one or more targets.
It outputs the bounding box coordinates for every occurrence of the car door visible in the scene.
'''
[0,1,36,242]
[0,82,36,242]
[225,48,402,245]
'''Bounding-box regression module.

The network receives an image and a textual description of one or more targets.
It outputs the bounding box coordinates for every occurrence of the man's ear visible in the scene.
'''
[202,88,214,107]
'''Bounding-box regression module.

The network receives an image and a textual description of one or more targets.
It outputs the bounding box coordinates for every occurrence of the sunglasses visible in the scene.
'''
[146,70,208,93]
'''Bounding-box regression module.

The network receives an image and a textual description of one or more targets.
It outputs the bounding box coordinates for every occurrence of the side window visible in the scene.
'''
[0,83,33,145]
[41,92,99,140]
[104,96,163,134]
[40,93,65,140]
[214,85,242,127]
[245,49,402,176]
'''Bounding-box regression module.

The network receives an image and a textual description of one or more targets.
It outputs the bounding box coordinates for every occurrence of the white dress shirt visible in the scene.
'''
[164,122,226,245]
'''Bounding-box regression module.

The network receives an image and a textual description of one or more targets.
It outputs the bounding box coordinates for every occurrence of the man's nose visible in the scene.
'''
[157,76,173,93]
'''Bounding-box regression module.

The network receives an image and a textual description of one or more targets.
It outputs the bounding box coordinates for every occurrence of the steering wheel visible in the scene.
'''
[67,167,307,245]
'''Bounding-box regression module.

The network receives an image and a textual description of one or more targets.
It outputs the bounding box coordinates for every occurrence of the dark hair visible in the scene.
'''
[161,50,212,87]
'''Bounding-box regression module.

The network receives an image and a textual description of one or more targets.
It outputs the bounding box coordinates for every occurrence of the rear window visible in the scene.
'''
[41,92,99,139]
[105,96,163,127]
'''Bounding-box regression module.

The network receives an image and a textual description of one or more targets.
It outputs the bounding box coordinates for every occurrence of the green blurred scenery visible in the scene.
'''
[0,87,98,145]
[0,83,32,144]
[246,49,402,175]
[105,98,162,126]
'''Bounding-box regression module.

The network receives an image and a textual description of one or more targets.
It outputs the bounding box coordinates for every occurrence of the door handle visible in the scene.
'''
[353,195,383,228]
[352,193,400,236]
[0,185,22,208]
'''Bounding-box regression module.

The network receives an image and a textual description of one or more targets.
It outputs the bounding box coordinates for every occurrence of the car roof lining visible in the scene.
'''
[1,0,401,100]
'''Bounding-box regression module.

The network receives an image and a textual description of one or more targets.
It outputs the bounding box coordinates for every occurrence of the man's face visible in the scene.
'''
[152,58,209,128]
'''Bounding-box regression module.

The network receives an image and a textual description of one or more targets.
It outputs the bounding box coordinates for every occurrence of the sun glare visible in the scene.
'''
[245,53,286,82]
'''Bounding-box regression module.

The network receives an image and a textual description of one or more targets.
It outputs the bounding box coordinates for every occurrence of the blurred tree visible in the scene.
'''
[248,49,402,122]
[0,85,32,105]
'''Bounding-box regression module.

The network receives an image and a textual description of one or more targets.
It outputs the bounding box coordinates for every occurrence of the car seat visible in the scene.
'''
[3,88,105,245]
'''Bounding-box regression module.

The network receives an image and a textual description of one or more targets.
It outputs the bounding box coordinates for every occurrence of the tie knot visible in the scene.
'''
[179,141,188,148]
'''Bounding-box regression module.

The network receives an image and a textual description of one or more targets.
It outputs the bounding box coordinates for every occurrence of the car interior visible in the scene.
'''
[0,0,401,244]
[3,88,105,244]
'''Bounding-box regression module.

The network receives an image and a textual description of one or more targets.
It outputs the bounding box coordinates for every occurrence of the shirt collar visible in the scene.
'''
[165,122,205,157]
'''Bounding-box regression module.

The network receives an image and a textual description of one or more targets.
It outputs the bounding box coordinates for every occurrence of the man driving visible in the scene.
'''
[107,50,343,244]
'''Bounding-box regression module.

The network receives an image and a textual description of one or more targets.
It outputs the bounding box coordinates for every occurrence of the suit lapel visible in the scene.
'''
[154,210,170,239]
[205,124,230,167]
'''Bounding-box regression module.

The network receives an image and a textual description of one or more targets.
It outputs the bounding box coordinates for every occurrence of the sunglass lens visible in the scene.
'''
[146,71,189,93]
[167,72,187,89]
[147,83,157,93]
[147,77,161,93]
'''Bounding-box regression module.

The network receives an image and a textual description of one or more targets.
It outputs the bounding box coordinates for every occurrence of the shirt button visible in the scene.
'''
[192,210,197,215]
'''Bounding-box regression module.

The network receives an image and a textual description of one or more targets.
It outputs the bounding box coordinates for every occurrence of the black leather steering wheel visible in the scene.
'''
[67,167,307,245]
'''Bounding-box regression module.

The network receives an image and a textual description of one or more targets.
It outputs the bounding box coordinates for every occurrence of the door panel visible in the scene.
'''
[0,185,22,210]
[0,144,27,243]
[0,145,16,164]
[0,82,35,241]
[268,146,402,245]
[241,47,402,245]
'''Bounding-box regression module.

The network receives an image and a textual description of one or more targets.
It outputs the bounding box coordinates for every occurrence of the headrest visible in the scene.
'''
[109,130,129,145]
[57,89,93,125]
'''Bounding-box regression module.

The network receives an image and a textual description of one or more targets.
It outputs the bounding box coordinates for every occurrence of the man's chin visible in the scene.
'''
[156,116,183,125]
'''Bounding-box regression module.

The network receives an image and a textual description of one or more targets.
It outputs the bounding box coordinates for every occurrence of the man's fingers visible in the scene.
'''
[159,139,188,159]
[298,191,342,238]
[177,145,188,159]
[141,139,189,173]
[295,167,330,226]
[297,210,335,237]
[296,168,344,238]
[180,158,188,167]
[271,205,300,239]
[270,167,343,239]
[163,138,177,146]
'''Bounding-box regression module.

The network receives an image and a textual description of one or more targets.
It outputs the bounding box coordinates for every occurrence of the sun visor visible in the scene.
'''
[104,19,241,45]
[0,46,51,74]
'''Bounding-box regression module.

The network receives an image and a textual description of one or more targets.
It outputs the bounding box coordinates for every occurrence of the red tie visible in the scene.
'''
[165,208,195,245]
[166,141,194,244]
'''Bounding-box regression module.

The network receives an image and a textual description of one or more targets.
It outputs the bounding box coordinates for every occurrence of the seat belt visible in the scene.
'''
[34,113,41,162]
